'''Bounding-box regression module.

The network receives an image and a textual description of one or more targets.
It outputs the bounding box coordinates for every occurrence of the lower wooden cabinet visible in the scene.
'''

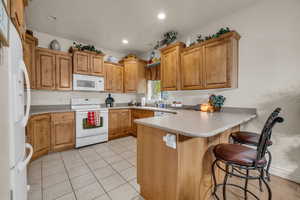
[26,112,75,160]
[131,109,154,136]
[109,109,131,140]
[26,114,51,160]
[51,112,75,152]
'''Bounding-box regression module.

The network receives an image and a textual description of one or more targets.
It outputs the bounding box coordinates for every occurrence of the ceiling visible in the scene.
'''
[26,0,257,55]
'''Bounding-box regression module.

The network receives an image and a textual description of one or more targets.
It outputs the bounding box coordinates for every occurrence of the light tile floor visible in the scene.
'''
[28,136,143,200]
[28,136,300,200]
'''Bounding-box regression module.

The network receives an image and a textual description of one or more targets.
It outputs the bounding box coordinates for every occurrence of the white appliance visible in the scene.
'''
[0,22,33,200]
[73,74,104,92]
[71,98,108,147]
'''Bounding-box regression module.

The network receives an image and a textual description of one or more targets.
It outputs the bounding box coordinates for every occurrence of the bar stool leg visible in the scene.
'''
[261,170,272,200]
[212,160,219,198]
[244,169,249,200]
[266,150,272,181]
[223,164,229,200]
[259,169,263,192]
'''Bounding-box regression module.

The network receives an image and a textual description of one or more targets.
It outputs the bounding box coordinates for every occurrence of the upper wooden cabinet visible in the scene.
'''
[36,48,72,90]
[203,36,238,89]
[181,47,203,90]
[180,31,240,90]
[160,42,185,91]
[104,62,124,93]
[26,114,51,160]
[73,50,104,76]
[55,54,73,90]
[24,33,38,89]
[10,0,28,40]
[122,57,146,93]
[51,112,75,152]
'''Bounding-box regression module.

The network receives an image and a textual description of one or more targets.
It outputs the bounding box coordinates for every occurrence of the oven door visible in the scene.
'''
[75,110,108,138]
[73,74,104,91]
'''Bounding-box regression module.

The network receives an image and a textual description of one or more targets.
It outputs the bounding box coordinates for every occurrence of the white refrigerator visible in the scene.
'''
[0,20,33,200]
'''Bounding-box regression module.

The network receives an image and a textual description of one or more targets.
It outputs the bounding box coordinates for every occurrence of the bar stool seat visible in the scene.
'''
[214,144,267,167]
[231,131,273,146]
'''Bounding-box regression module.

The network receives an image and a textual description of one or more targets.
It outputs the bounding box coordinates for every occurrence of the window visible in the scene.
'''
[147,80,161,101]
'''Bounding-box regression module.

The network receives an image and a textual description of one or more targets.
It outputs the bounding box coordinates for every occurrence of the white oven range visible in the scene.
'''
[71,98,108,148]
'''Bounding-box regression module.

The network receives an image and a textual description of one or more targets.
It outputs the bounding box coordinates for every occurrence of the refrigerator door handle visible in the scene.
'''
[17,143,33,172]
[19,60,31,127]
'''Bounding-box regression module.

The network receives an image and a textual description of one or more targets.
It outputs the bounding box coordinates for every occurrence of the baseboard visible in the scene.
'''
[270,166,300,183]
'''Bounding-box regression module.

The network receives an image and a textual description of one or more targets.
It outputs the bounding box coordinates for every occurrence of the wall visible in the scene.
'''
[31,31,138,105]
[166,0,300,183]
[0,45,10,200]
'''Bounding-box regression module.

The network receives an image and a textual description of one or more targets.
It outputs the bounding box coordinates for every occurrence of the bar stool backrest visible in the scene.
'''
[255,108,283,167]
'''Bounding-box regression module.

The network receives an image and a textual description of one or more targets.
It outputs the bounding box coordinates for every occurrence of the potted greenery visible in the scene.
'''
[209,94,226,112]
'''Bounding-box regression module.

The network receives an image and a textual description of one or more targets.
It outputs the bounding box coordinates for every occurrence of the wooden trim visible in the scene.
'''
[160,42,186,52]
[36,47,71,56]
[182,31,241,53]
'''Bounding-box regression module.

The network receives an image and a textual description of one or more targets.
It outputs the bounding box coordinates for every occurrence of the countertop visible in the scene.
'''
[134,107,257,138]
[29,104,176,116]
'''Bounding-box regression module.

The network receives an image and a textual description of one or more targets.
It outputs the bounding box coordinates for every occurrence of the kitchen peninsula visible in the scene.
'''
[135,107,256,200]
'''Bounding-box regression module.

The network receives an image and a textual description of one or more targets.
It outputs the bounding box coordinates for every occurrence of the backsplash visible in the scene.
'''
[30,90,137,105]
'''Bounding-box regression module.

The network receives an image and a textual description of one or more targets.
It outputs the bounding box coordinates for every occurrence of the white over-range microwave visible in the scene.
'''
[73,74,105,91]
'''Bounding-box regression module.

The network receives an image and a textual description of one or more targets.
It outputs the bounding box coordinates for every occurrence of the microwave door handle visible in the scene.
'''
[19,60,31,127]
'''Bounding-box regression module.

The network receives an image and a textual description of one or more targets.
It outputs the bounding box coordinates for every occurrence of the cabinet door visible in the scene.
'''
[73,51,90,74]
[113,66,123,93]
[51,113,75,152]
[36,49,56,90]
[24,34,38,89]
[181,47,203,90]
[131,109,154,136]
[119,110,131,134]
[124,61,137,93]
[203,39,230,89]
[56,54,72,90]
[161,48,179,91]
[27,114,51,160]
[109,110,121,139]
[90,55,104,76]
[104,63,113,92]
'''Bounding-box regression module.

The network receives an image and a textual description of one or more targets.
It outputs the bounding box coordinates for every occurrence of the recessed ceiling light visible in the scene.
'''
[122,39,129,44]
[157,12,166,20]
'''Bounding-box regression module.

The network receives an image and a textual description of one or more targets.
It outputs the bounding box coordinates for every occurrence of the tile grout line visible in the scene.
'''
[94,139,141,197]
[59,151,79,200]
[77,143,113,200]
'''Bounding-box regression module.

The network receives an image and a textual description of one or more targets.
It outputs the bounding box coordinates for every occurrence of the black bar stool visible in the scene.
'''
[229,108,281,181]
[212,108,283,200]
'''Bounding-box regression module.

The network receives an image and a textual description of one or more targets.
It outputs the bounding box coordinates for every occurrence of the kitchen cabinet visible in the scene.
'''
[203,35,238,89]
[36,48,72,90]
[73,49,104,76]
[131,109,154,136]
[23,33,38,89]
[180,31,240,90]
[181,47,204,90]
[160,42,185,91]
[109,109,131,140]
[26,114,51,160]
[27,112,75,160]
[122,57,146,93]
[51,112,75,152]
[55,54,73,90]
[104,62,124,93]
[10,0,28,40]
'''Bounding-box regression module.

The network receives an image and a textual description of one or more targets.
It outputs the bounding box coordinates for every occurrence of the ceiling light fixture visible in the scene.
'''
[122,39,129,44]
[157,12,166,20]
[47,16,57,21]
